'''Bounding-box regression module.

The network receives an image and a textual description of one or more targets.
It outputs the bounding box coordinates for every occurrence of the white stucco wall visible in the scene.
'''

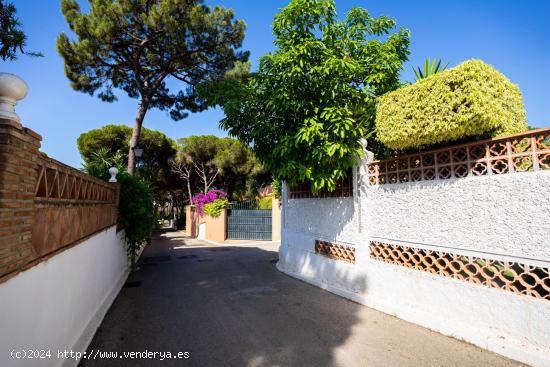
[286,197,359,244]
[362,170,550,259]
[0,226,129,367]
[279,167,550,367]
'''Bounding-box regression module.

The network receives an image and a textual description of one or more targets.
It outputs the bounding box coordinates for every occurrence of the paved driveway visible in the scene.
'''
[81,231,522,367]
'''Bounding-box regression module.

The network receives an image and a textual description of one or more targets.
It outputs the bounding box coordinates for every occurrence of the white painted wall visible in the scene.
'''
[279,165,550,367]
[197,222,206,240]
[0,226,129,367]
[362,171,550,260]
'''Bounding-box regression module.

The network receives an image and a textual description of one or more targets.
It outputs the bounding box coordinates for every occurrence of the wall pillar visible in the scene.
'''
[203,209,227,243]
[281,181,289,233]
[272,197,281,241]
[354,146,375,234]
[184,205,197,237]
[0,73,42,280]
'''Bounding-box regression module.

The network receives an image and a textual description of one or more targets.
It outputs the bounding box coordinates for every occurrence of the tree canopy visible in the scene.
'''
[77,124,178,193]
[171,135,269,200]
[201,0,410,192]
[57,0,248,174]
[79,127,269,202]
[81,147,126,181]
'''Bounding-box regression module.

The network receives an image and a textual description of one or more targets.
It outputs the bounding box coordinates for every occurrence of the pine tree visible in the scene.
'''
[57,0,247,174]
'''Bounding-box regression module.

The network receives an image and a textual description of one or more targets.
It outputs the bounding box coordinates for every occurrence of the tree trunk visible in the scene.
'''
[128,99,149,175]
[187,179,193,205]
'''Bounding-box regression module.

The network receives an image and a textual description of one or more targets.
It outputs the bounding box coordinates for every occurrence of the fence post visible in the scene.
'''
[355,137,374,233]
[272,196,281,241]
[184,205,197,237]
[281,181,288,232]
[108,167,121,231]
[0,73,42,280]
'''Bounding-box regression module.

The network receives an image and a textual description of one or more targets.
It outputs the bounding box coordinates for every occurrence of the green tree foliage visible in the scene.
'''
[203,198,229,217]
[0,0,41,60]
[213,138,269,199]
[376,60,528,150]
[412,58,448,81]
[201,0,410,192]
[57,0,248,174]
[177,135,222,194]
[77,125,131,161]
[171,135,269,199]
[82,147,126,180]
[138,129,179,190]
[169,148,195,204]
[117,173,155,265]
[272,178,282,199]
[257,195,273,210]
[77,124,177,193]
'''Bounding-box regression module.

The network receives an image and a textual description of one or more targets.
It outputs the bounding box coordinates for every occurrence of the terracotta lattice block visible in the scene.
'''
[31,155,119,259]
[315,240,356,264]
[369,241,550,300]
[368,128,550,185]
[35,155,117,202]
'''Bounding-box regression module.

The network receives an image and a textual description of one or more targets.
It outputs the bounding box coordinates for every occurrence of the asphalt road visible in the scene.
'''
[80,231,523,367]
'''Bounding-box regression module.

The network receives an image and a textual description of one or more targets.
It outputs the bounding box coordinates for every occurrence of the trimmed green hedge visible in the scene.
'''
[203,199,229,218]
[258,195,273,210]
[376,59,527,150]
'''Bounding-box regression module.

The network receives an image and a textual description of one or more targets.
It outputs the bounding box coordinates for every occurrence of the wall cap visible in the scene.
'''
[0,73,28,125]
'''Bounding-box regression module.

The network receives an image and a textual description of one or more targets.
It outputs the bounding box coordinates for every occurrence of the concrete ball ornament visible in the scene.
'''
[0,72,28,123]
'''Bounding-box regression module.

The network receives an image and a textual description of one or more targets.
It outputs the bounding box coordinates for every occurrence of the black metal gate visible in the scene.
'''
[227,201,272,240]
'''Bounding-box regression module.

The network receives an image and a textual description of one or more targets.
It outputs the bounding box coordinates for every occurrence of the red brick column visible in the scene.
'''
[0,118,42,280]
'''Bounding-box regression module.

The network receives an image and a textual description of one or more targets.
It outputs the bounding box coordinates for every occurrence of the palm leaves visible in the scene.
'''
[82,147,126,180]
[413,58,449,80]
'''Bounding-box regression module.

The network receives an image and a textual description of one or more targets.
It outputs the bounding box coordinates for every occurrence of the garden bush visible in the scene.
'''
[258,195,273,210]
[272,179,281,199]
[376,59,527,150]
[203,198,230,218]
[192,190,227,216]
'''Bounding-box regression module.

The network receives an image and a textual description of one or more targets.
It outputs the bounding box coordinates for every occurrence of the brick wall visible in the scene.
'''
[0,119,41,279]
[0,118,120,283]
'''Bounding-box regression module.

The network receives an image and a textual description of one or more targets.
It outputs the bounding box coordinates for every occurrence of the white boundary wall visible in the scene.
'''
[0,226,129,367]
[278,158,550,367]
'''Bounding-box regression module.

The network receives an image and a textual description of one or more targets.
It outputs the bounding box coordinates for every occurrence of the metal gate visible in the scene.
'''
[227,201,272,240]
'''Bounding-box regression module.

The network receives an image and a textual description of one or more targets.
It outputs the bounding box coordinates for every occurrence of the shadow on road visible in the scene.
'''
[80,231,522,367]
[80,231,362,367]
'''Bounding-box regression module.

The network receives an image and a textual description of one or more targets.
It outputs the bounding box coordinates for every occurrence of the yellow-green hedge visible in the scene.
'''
[376,60,527,150]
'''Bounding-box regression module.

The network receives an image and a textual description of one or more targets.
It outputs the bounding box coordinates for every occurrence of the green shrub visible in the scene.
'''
[203,199,230,218]
[117,173,155,264]
[272,179,282,199]
[376,59,527,150]
[258,195,273,210]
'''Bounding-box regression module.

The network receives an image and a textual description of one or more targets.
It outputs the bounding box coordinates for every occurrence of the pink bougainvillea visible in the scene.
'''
[192,189,227,216]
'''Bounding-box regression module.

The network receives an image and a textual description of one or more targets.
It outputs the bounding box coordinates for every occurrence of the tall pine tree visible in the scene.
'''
[57,0,247,174]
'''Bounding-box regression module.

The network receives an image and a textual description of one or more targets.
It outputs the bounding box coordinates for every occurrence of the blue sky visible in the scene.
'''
[4,0,550,167]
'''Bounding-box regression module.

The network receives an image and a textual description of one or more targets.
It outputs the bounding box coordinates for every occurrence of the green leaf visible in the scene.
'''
[210,0,410,193]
